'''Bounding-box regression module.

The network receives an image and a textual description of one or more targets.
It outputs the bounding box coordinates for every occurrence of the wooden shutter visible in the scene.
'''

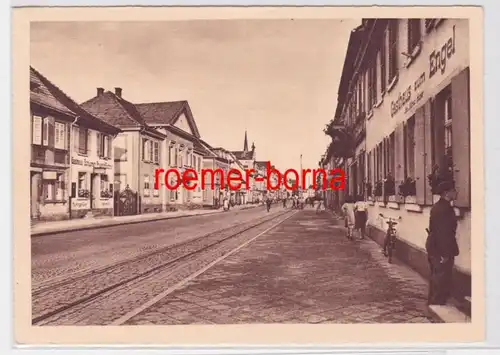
[423,100,434,205]
[414,105,427,204]
[96,132,102,157]
[394,123,405,190]
[451,67,471,208]
[73,126,79,151]
[86,129,91,154]
[32,116,42,145]
[107,136,112,159]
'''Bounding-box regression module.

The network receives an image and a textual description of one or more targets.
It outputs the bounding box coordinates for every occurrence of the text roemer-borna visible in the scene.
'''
[153,162,345,191]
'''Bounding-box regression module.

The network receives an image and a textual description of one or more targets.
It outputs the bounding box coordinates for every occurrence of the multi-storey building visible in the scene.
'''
[81,88,166,215]
[30,67,120,222]
[324,19,471,307]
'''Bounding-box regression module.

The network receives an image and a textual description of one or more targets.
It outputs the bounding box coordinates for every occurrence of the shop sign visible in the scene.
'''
[71,199,89,209]
[72,158,112,169]
[390,25,456,118]
[42,171,57,180]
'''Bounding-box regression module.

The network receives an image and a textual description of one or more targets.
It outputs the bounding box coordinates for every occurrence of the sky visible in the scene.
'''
[31,19,358,187]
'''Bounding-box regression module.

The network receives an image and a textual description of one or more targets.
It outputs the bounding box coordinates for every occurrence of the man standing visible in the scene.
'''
[425,181,460,305]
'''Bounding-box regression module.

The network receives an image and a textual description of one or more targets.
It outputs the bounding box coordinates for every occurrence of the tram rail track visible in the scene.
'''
[32,209,294,325]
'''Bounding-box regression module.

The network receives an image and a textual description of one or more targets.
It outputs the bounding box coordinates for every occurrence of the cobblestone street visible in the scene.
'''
[125,209,434,324]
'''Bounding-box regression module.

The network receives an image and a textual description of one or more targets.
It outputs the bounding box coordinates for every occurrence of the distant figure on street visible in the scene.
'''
[292,196,296,209]
[316,196,323,213]
[223,197,230,211]
[353,196,368,239]
[341,196,355,239]
[310,198,315,208]
[425,181,459,306]
[282,197,287,208]
[266,196,272,212]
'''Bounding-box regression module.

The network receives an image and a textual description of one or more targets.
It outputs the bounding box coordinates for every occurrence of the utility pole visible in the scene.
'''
[300,154,303,196]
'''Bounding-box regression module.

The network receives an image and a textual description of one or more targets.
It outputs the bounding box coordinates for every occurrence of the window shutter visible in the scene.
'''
[96,132,102,157]
[73,126,79,151]
[86,129,91,154]
[451,67,471,208]
[423,100,434,205]
[107,136,112,159]
[142,139,146,160]
[394,123,405,188]
[32,116,42,145]
[414,105,427,204]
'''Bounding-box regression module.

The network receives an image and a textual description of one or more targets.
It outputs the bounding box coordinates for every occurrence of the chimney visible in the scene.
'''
[115,87,122,98]
[97,87,104,96]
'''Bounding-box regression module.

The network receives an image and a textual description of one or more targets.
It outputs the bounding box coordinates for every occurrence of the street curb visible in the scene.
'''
[426,304,471,323]
[31,205,260,238]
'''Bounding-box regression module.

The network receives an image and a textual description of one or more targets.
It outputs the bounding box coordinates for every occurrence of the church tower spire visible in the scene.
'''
[243,130,249,152]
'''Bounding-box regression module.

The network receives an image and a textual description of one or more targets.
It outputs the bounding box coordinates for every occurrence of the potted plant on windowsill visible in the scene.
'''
[374,180,383,202]
[100,190,113,199]
[399,176,417,204]
[383,173,396,203]
[78,189,90,199]
[427,148,454,203]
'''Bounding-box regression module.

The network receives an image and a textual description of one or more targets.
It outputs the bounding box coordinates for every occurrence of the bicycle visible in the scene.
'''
[379,213,402,264]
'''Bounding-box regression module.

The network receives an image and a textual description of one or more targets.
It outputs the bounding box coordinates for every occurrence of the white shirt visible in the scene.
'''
[354,201,368,212]
[342,203,355,224]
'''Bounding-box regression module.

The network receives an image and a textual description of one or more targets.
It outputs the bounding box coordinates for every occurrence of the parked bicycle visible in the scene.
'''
[379,213,402,263]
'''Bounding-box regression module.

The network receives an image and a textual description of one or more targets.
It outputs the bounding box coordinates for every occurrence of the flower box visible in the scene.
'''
[388,195,397,202]
[376,196,384,202]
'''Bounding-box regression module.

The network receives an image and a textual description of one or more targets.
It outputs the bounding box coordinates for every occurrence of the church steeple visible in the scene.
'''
[243,130,249,152]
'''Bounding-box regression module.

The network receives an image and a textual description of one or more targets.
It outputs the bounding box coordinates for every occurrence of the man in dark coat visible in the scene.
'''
[425,180,460,305]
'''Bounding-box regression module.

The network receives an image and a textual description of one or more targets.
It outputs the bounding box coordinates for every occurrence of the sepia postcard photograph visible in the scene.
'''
[12,6,484,345]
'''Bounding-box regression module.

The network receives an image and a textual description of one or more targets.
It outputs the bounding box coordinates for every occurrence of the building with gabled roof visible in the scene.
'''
[30,66,120,222]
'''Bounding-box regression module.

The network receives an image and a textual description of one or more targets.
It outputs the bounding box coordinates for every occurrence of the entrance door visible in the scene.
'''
[90,173,98,209]
[30,172,41,220]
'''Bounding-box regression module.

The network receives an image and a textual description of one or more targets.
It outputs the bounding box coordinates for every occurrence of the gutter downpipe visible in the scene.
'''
[69,115,81,220]
[138,126,146,214]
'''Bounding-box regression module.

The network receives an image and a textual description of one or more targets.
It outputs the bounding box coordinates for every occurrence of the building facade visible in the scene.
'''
[30,67,120,222]
[325,19,471,304]
[81,88,167,215]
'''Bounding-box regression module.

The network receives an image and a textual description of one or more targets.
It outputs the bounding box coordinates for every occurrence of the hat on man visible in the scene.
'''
[438,180,456,194]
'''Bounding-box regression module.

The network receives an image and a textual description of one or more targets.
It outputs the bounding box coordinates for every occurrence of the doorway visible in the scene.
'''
[30,172,41,220]
[90,173,98,209]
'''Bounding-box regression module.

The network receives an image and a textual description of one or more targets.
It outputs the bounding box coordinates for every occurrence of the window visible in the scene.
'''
[380,47,386,94]
[179,150,184,167]
[43,118,49,146]
[100,174,112,198]
[198,157,201,171]
[143,175,150,197]
[97,133,112,158]
[168,145,172,166]
[407,19,421,53]
[78,172,88,197]
[444,95,453,158]
[43,173,65,201]
[404,115,416,178]
[54,122,66,150]
[153,141,159,164]
[389,132,395,176]
[431,86,453,171]
[32,115,43,145]
[76,127,88,155]
[367,63,377,110]
[387,20,399,84]
[174,147,178,167]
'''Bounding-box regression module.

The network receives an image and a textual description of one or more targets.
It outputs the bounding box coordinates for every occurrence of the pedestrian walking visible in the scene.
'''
[266,196,272,212]
[354,195,368,239]
[341,196,355,239]
[315,197,322,213]
[282,197,287,208]
[425,181,459,305]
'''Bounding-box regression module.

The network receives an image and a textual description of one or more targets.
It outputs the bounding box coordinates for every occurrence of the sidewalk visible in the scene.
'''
[125,210,451,325]
[31,204,259,237]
